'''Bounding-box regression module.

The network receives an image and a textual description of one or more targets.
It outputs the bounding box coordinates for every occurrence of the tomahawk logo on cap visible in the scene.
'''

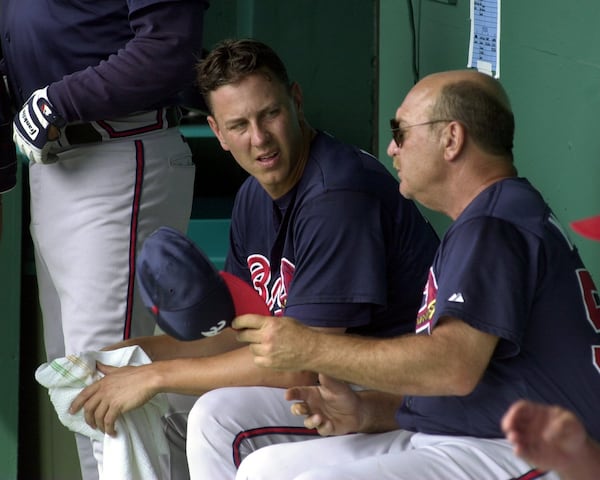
[136,226,270,341]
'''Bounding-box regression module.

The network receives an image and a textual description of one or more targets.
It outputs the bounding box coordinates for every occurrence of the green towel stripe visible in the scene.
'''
[49,355,93,388]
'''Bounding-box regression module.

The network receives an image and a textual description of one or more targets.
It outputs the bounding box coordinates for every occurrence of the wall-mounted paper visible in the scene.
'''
[468,0,500,78]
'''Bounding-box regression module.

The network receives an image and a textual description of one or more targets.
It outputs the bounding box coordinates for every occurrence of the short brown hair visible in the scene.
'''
[196,39,291,112]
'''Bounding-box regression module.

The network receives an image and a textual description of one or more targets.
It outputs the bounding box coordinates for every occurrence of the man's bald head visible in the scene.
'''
[414,70,514,159]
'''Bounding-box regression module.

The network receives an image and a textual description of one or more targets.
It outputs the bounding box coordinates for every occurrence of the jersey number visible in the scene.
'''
[577,269,600,332]
[576,269,600,374]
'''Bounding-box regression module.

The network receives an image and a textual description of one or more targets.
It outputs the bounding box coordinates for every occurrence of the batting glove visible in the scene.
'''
[13,86,66,164]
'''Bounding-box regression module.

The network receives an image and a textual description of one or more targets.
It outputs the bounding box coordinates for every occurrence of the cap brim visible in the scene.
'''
[571,215,600,241]
[219,271,270,316]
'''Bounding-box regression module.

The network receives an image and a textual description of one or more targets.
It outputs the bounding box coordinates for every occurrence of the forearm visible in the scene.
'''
[300,319,496,396]
[300,333,424,394]
[107,328,242,361]
[49,1,206,121]
[152,347,318,397]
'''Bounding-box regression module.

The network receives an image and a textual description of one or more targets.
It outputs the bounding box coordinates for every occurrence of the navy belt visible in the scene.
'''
[63,107,181,145]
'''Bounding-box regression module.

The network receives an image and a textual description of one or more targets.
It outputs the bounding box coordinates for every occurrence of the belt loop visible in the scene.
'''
[166,106,182,128]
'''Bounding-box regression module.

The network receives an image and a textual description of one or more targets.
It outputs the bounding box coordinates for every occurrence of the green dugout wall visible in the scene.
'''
[1,1,598,478]
[0,166,20,479]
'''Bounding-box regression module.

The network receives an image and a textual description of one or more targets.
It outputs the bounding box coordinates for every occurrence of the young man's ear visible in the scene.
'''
[290,82,304,117]
[207,116,230,152]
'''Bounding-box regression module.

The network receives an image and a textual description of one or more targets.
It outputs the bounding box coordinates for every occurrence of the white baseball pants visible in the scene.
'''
[236,429,561,480]
[29,125,195,480]
[186,386,321,479]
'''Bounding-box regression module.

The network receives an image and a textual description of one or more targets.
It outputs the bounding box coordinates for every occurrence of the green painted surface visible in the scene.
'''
[179,124,214,139]
[187,219,231,271]
[0,159,21,480]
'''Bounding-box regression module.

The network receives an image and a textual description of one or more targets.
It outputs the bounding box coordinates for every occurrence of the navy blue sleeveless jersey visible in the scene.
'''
[225,131,440,338]
[0,0,207,119]
[396,177,600,440]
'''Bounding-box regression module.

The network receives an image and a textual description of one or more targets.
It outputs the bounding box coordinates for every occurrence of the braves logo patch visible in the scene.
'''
[416,267,437,334]
[248,254,295,314]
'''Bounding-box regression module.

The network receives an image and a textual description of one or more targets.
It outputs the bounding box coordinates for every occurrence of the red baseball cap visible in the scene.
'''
[137,226,269,340]
[570,215,600,241]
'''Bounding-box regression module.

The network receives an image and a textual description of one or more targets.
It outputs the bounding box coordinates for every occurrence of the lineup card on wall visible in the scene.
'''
[467,0,500,78]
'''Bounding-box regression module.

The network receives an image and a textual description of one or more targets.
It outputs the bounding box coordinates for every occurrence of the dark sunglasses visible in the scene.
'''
[390,118,452,147]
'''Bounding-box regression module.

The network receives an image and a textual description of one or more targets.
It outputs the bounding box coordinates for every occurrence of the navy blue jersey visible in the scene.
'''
[0,0,207,119]
[226,131,440,338]
[396,178,600,440]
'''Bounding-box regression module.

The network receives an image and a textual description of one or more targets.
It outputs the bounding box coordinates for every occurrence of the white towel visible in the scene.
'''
[35,345,170,480]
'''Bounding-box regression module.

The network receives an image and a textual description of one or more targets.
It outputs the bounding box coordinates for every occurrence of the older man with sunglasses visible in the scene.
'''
[231,69,600,480]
